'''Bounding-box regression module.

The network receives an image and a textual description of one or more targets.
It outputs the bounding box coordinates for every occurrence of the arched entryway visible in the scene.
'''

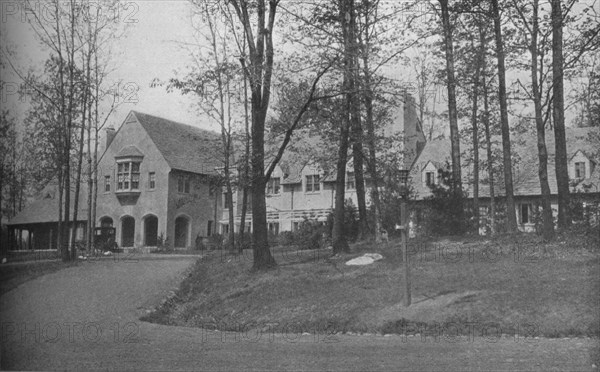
[174,216,189,248]
[100,216,113,228]
[143,215,158,247]
[121,216,135,247]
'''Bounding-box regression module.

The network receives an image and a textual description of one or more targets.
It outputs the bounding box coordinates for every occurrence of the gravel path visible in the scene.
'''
[1,257,597,371]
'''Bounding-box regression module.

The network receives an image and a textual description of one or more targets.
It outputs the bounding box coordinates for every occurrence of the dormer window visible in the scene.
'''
[305,174,320,193]
[266,177,281,195]
[425,171,435,187]
[178,175,190,193]
[575,162,586,179]
[117,161,141,191]
[346,172,356,190]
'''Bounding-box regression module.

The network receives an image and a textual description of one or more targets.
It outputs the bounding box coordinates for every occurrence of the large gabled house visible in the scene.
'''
[217,94,426,234]
[409,127,600,233]
[94,111,224,249]
[7,111,224,251]
[7,94,425,251]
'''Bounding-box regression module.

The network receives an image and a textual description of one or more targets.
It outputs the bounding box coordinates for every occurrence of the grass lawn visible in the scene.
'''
[142,232,599,339]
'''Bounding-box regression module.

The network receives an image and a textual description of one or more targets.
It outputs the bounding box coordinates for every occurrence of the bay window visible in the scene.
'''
[117,160,141,192]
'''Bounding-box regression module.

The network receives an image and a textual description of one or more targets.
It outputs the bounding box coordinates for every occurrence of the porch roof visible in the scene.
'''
[7,183,88,226]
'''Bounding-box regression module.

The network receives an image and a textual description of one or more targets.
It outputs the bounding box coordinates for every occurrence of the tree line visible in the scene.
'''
[1,0,598,268]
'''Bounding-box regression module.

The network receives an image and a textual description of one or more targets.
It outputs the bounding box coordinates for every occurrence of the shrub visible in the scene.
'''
[290,218,328,250]
[157,232,172,252]
[278,231,295,246]
[206,234,223,250]
[235,232,252,251]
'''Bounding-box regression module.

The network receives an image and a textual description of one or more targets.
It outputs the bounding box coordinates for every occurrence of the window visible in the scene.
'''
[104,175,111,192]
[575,162,586,179]
[207,221,213,237]
[76,222,85,241]
[148,172,156,189]
[268,222,280,235]
[178,175,190,193]
[425,171,435,187]
[222,224,229,234]
[223,192,231,209]
[116,161,141,191]
[520,204,532,224]
[305,174,320,192]
[346,172,355,190]
[266,177,281,195]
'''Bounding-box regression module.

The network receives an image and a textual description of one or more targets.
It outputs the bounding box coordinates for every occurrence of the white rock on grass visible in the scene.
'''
[345,253,384,266]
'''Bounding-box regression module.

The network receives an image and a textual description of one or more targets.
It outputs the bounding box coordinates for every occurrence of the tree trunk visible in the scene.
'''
[362,52,382,242]
[439,0,464,229]
[91,103,99,251]
[332,115,351,254]
[333,0,355,254]
[348,0,368,238]
[471,32,483,235]
[230,0,277,270]
[226,177,235,252]
[251,96,275,268]
[490,0,518,232]
[551,0,571,229]
[530,0,555,241]
[86,106,93,251]
[482,69,496,235]
[238,70,251,254]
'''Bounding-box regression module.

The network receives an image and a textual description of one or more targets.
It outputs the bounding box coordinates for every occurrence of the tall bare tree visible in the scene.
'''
[490,0,518,232]
[511,0,555,240]
[551,0,571,229]
[438,0,465,227]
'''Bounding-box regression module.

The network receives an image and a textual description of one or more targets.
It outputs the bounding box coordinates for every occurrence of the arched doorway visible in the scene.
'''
[100,217,113,228]
[144,215,158,247]
[121,216,135,247]
[174,216,189,248]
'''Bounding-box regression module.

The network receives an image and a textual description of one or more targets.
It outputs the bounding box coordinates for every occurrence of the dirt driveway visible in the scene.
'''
[1,257,597,371]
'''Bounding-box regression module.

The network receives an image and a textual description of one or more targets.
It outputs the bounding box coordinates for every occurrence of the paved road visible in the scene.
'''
[1,257,597,371]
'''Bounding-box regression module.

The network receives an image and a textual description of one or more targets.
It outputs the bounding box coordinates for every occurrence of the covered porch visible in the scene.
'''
[6,221,86,251]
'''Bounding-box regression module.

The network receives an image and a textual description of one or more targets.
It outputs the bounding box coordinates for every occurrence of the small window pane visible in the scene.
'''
[131,174,140,189]
[149,172,155,189]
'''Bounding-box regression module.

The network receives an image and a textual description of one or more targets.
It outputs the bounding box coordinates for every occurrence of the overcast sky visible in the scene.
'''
[1,1,225,133]
[1,0,590,138]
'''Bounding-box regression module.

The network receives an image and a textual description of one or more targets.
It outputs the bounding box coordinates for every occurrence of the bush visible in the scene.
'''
[284,218,329,250]
[235,232,252,251]
[416,168,471,236]
[206,234,223,250]
[278,231,295,246]
[157,232,172,252]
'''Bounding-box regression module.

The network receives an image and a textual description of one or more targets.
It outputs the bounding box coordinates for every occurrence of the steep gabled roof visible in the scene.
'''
[131,111,223,175]
[411,127,600,199]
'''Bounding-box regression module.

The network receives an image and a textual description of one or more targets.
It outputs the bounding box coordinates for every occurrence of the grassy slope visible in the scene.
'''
[143,233,600,338]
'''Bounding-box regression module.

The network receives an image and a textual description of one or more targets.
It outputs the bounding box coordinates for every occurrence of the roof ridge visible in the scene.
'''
[132,111,220,137]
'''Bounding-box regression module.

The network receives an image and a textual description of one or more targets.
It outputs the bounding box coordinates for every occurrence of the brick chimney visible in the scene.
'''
[104,127,116,153]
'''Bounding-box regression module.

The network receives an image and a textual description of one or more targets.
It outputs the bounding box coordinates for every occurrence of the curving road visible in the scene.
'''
[1,257,597,371]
